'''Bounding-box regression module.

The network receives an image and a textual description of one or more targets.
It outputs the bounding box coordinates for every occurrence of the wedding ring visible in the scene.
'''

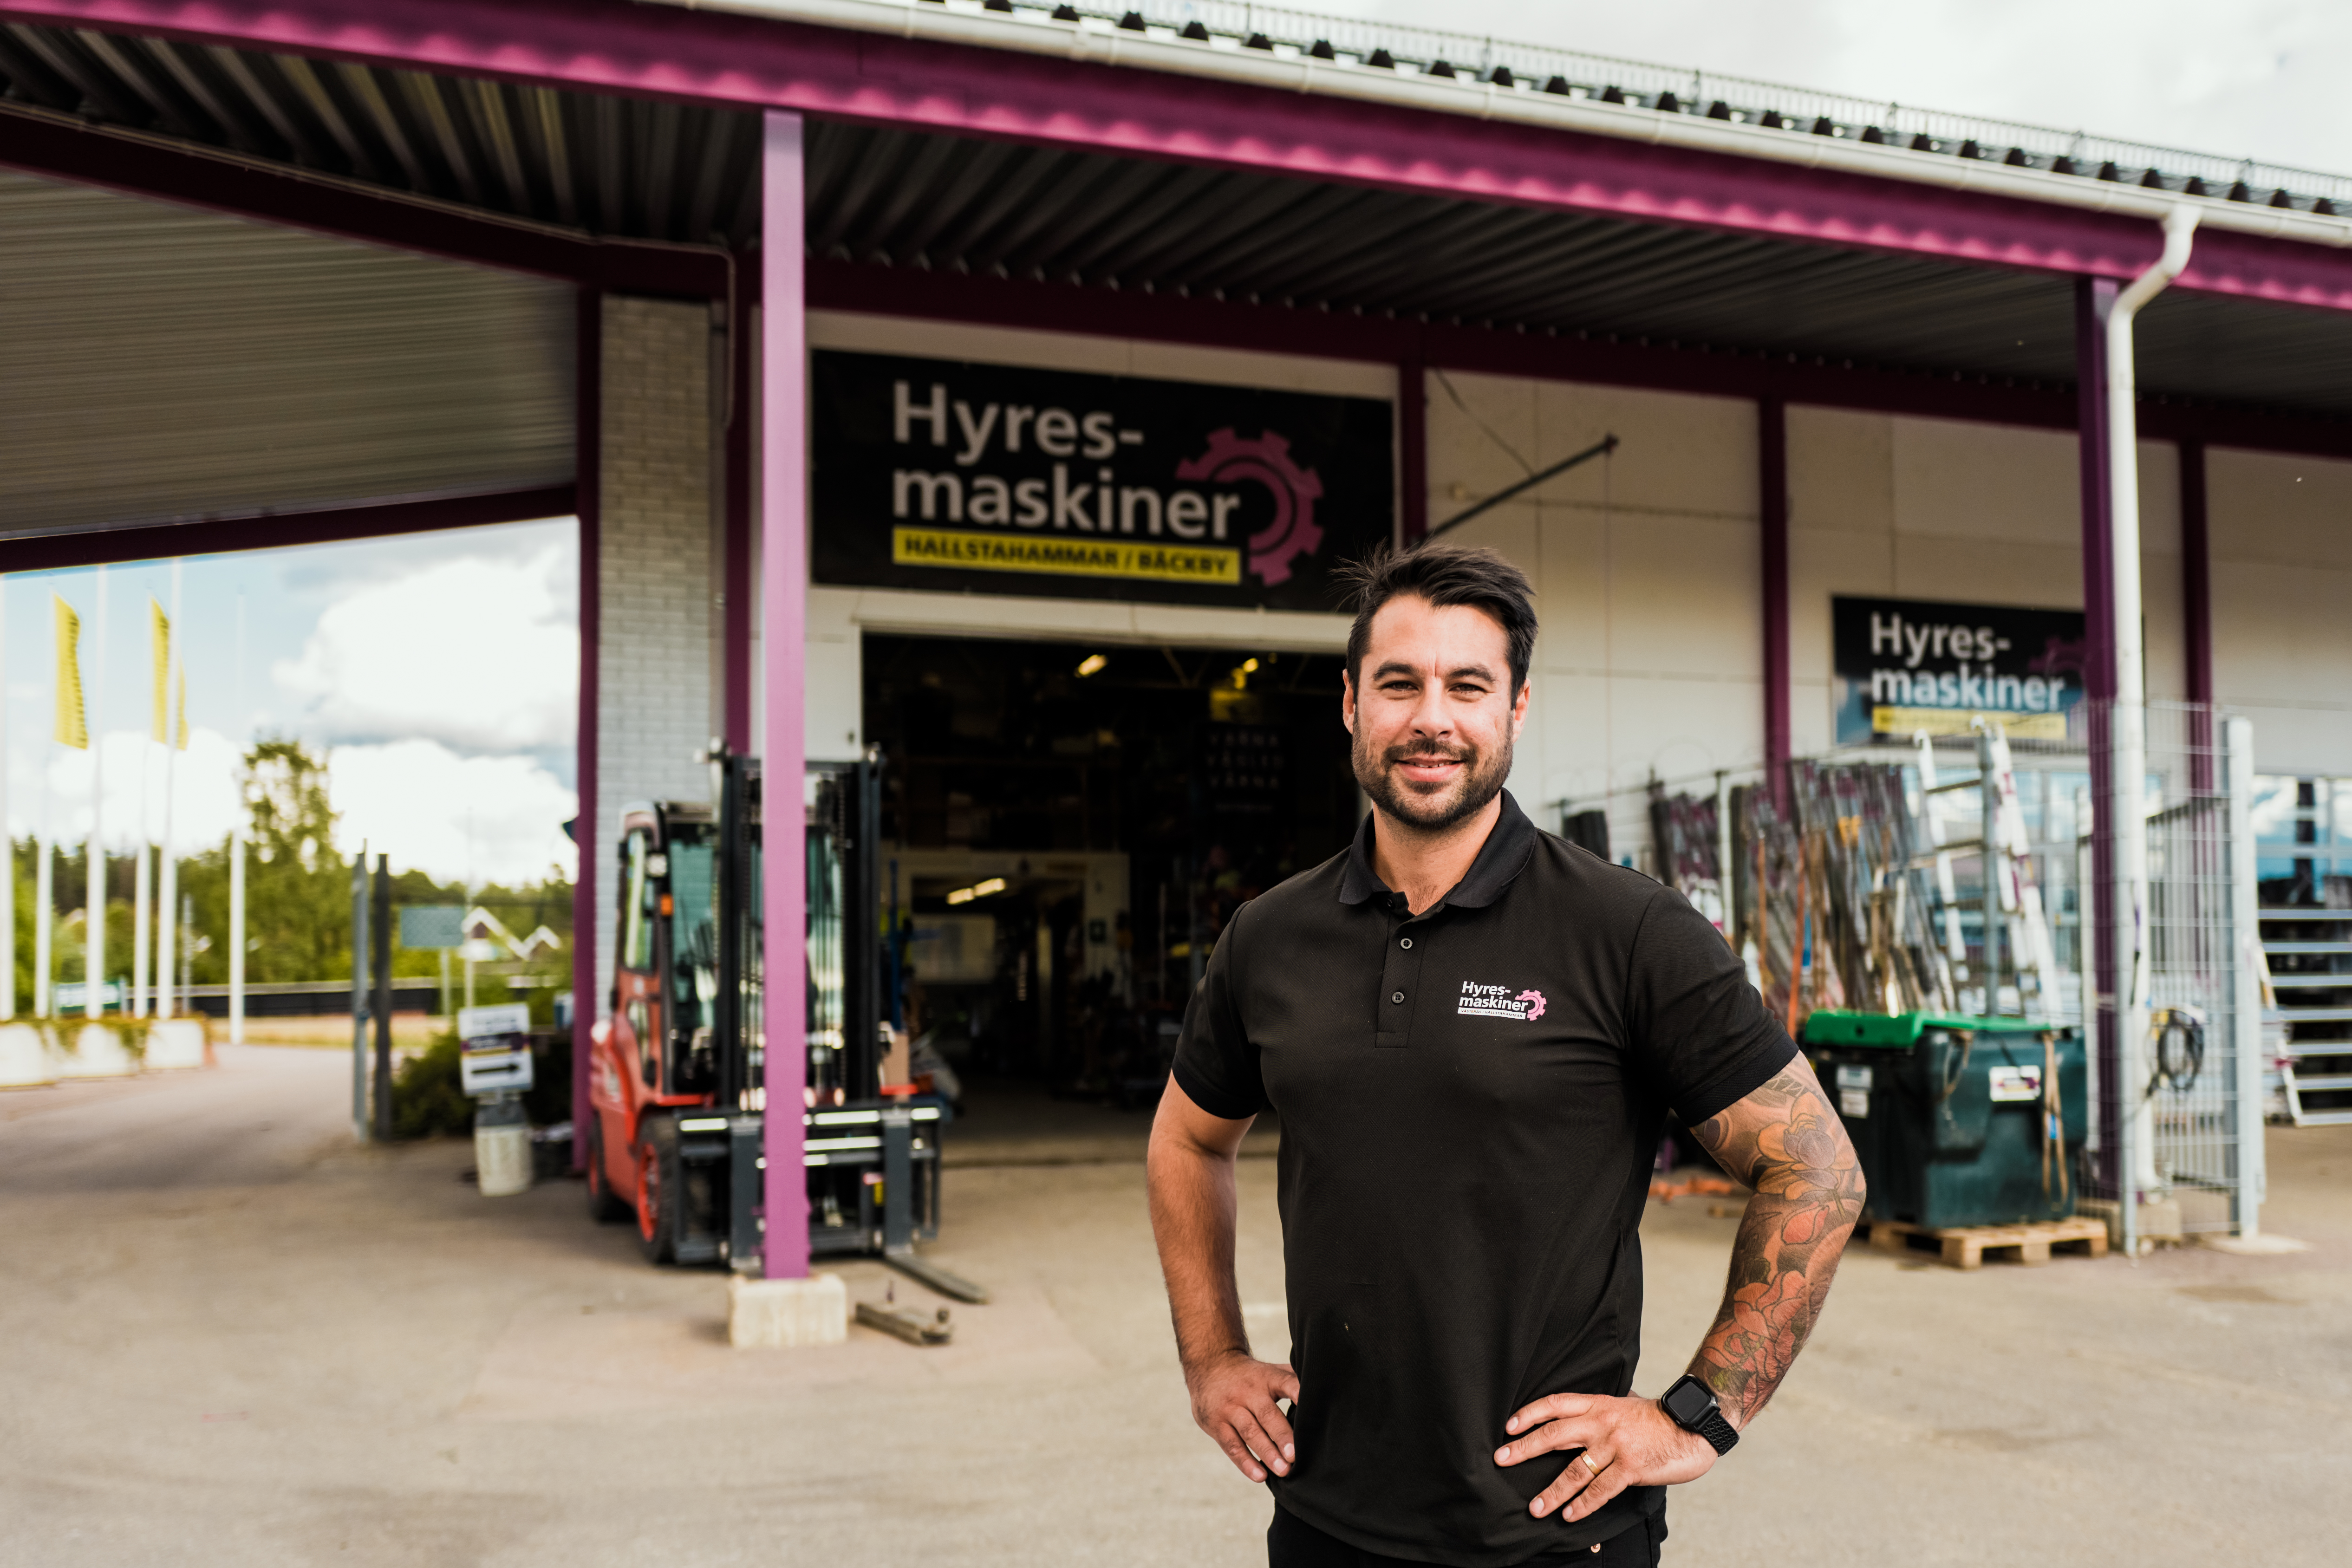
[1582,1451,1603,1476]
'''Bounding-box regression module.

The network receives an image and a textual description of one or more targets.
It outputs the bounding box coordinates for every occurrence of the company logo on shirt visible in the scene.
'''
[1459,983,1548,1021]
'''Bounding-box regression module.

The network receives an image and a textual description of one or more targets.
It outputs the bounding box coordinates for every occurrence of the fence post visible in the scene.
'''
[2225,715,2264,1236]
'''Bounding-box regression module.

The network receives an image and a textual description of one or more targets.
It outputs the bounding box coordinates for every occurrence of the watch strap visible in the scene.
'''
[1692,1406,1739,1456]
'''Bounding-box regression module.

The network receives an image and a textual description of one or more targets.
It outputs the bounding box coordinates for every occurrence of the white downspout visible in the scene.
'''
[2104,205,2196,1257]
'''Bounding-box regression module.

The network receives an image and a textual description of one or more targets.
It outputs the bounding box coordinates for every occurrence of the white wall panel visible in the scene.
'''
[2209,448,2352,775]
[1427,371,1761,845]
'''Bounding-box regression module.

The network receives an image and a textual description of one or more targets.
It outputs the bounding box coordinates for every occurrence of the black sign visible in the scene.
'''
[812,351,1393,610]
[1832,595,2087,745]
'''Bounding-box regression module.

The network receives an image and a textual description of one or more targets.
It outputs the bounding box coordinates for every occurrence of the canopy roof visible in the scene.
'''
[2,0,2350,430]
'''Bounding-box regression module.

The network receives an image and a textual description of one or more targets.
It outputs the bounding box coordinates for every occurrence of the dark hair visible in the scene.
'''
[1336,540,1538,695]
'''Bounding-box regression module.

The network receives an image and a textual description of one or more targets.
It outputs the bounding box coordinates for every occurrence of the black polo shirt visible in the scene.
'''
[1174,791,1795,1566]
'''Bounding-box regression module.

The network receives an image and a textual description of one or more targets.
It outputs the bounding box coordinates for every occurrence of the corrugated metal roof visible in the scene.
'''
[0,167,574,535]
[808,121,2352,420]
[0,23,761,242]
[5,19,2351,424]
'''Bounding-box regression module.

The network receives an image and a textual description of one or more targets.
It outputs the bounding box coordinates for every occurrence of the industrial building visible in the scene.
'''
[8,0,2352,1272]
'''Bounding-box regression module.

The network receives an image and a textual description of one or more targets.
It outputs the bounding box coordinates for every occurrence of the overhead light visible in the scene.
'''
[1241,657,1259,673]
[1076,653,1108,677]
[945,876,1009,907]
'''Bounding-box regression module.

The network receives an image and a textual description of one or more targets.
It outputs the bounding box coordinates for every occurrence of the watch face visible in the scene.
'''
[1662,1377,1715,1426]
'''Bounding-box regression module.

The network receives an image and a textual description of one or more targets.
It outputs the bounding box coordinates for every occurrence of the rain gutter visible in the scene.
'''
[656,0,2352,252]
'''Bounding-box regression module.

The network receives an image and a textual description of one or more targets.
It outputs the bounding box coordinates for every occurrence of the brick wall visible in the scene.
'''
[594,295,716,1016]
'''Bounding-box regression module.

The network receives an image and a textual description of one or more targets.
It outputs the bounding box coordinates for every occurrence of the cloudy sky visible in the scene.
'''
[4,519,578,887]
[1328,0,2352,175]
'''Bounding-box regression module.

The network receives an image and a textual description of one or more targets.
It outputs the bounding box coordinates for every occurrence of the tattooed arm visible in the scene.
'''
[1492,1055,1863,1524]
[1683,1056,1866,1424]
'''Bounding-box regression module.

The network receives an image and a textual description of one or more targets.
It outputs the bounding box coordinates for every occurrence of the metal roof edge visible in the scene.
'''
[660,0,2352,254]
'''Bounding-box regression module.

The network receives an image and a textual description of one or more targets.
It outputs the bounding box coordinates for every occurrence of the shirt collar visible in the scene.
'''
[1338,789,1539,912]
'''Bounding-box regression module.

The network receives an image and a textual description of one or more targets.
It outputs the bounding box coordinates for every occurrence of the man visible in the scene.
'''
[1147,542,1863,1566]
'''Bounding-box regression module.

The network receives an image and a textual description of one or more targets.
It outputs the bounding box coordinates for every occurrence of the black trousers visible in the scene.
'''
[1268,1504,1667,1568]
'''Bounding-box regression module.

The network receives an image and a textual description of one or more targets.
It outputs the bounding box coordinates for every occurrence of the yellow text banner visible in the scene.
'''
[892,527,1240,586]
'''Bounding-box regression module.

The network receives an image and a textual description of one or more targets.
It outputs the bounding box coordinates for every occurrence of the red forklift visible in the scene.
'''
[583,747,982,1301]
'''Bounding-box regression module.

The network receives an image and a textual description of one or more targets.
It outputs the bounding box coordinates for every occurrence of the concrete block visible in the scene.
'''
[56,1024,138,1079]
[729,1273,847,1349]
[0,1023,54,1087]
[145,1020,208,1070]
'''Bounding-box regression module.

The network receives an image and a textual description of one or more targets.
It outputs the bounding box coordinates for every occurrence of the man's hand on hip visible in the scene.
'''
[1492,1392,1718,1522]
[1188,1350,1300,1482]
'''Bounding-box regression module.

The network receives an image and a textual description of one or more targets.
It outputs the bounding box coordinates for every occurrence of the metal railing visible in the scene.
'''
[990,0,2352,211]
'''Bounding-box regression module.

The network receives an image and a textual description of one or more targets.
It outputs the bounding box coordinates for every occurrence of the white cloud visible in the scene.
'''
[328,739,578,886]
[12,726,246,853]
[273,542,577,754]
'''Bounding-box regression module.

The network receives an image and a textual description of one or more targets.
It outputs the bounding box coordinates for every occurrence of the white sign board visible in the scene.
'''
[458,1003,535,1097]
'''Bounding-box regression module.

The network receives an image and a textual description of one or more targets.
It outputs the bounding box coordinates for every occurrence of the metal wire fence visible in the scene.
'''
[1659,700,2261,1234]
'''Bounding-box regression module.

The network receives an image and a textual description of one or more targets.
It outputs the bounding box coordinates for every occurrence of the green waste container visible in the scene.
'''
[1800,1011,2086,1230]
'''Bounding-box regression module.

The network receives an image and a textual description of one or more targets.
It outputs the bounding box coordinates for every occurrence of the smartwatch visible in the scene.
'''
[1660,1374,1740,1456]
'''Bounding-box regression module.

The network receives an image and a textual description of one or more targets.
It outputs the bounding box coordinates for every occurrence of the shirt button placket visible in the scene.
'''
[1379,914,1429,1047]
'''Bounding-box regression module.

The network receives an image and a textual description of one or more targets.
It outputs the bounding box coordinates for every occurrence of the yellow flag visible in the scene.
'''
[176,657,189,750]
[150,599,169,744]
[53,595,86,750]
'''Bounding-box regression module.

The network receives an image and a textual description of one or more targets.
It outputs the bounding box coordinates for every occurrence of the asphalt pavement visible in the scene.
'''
[2,1046,2345,1566]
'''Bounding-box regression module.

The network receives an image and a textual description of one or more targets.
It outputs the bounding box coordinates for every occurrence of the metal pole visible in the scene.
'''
[228,812,245,1046]
[86,566,105,1019]
[230,592,247,1047]
[156,562,182,1020]
[372,852,393,1143]
[2225,716,2264,1236]
[351,842,369,1140]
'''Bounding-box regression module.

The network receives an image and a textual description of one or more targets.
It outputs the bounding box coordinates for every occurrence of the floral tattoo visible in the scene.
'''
[1687,1062,1865,1425]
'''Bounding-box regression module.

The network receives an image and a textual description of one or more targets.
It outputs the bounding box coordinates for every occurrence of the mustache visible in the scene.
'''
[1381,741,1472,765]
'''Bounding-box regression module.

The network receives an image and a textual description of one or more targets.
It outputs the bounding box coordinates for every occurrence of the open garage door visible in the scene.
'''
[0,169,573,538]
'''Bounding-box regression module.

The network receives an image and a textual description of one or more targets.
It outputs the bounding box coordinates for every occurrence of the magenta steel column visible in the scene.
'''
[1398,347,1427,545]
[571,285,601,1171]
[2075,274,2122,1198]
[760,110,810,1281]
[1759,395,1790,809]
[2181,436,2215,791]
[724,260,757,752]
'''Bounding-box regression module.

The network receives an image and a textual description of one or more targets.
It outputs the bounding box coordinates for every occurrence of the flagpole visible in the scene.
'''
[132,604,151,1016]
[157,565,181,1021]
[86,568,105,1020]
[230,587,247,1047]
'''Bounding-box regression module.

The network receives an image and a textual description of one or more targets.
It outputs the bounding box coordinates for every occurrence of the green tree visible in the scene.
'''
[237,739,354,983]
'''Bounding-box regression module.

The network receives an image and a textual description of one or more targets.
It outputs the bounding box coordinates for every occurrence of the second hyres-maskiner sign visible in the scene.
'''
[1833,595,2087,745]
[811,351,1393,610]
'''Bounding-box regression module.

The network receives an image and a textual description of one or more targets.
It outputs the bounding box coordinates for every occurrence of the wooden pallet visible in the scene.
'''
[1862,1215,2109,1270]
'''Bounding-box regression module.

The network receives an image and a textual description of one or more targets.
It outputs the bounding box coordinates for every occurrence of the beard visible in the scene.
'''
[1353,726,1514,837]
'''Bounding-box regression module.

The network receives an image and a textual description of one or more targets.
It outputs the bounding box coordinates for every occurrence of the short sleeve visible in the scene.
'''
[1625,886,1798,1126]
[1171,902,1266,1121]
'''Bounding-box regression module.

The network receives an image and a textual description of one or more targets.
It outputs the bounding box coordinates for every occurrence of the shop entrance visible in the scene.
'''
[862,633,1357,1105]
